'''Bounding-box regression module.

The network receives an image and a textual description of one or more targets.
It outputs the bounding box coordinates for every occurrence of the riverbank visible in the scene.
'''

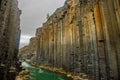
[27,61,90,80]
[15,67,30,80]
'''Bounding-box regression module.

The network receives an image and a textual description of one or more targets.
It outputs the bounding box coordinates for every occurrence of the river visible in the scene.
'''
[21,62,72,80]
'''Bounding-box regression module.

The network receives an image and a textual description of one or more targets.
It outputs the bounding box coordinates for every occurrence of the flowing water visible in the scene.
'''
[22,62,72,80]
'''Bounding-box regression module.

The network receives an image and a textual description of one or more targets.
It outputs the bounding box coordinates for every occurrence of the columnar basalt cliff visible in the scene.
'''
[0,0,21,80]
[20,0,120,80]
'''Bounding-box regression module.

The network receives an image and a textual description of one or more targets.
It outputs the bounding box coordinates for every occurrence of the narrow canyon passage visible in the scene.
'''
[0,0,120,80]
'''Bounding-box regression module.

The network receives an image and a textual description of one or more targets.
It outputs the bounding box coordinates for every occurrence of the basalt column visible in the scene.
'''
[42,26,48,64]
[53,20,57,67]
[0,0,21,80]
[42,27,46,62]
[94,0,120,79]
[56,18,63,68]
[36,28,42,63]
[94,3,108,80]
[60,10,68,70]
[48,22,54,65]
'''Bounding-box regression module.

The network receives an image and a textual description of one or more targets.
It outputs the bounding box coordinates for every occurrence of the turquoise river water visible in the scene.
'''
[22,62,72,80]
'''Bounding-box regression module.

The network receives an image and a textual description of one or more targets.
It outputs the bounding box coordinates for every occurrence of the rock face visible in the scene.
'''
[20,0,120,80]
[0,0,21,80]
[16,68,30,80]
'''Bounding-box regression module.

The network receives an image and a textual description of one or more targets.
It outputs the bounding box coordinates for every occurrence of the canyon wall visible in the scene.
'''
[0,0,21,80]
[20,0,120,80]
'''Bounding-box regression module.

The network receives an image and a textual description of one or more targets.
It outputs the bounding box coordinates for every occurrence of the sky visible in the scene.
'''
[18,0,66,48]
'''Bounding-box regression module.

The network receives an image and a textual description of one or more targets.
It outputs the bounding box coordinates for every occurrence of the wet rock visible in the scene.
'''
[16,69,30,80]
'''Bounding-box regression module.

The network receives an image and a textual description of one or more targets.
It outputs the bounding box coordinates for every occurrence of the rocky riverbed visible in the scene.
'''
[16,68,30,80]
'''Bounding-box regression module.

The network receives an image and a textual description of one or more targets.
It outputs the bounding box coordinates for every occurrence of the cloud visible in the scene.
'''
[20,34,32,48]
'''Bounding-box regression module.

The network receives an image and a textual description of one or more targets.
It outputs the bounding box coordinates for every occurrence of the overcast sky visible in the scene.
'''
[18,0,66,48]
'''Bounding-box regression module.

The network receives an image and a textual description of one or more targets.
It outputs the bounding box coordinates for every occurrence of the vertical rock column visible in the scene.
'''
[94,3,108,80]
[53,20,57,67]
